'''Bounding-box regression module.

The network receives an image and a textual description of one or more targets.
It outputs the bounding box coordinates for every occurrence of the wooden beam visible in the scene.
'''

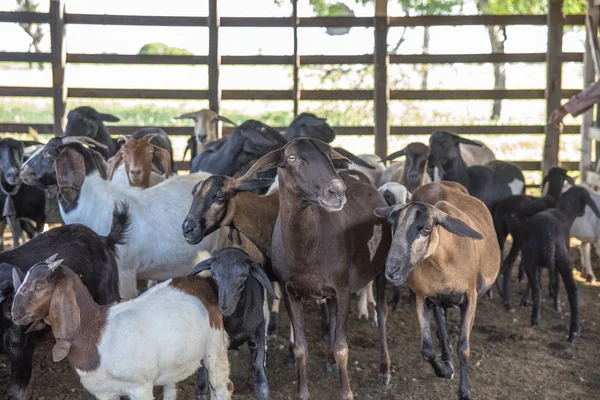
[68,53,209,64]
[208,0,220,113]
[0,52,52,63]
[0,87,52,97]
[68,88,209,99]
[580,0,598,182]
[50,0,67,135]
[0,11,50,23]
[293,0,300,117]
[373,0,389,158]
[64,13,207,26]
[542,0,564,175]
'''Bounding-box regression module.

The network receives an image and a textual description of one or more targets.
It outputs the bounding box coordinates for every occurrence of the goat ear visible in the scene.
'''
[97,113,120,123]
[382,148,407,163]
[427,153,444,173]
[327,146,351,164]
[374,204,407,220]
[107,151,123,180]
[233,178,274,193]
[116,135,131,145]
[153,147,173,177]
[188,258,213,276]
[21,140,44,148]
[45,253,58,264]
[584,193,600,218]
[457,137,483,147]
[238,149,283,181]
[564,174,575,185]
[12,268,22,291]
[434,210,483,240]
[55,148,86,204]
[250,264,278,300]
[49,280,80,363]
[217,115,237,127]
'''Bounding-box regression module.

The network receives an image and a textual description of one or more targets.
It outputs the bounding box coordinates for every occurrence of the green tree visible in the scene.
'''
[138,43,194,56]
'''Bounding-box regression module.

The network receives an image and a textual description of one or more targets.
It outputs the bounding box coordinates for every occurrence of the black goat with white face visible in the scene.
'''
[0,139,46,249]
[188,248,277,400]
[65,106,121,159]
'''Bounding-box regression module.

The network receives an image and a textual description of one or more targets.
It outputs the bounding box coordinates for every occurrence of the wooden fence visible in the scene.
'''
[0,0,587,173]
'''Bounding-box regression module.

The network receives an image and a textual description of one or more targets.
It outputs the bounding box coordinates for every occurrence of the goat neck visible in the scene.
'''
[438,156,469,186]
[48,267,107,372]
[230,191,280,258]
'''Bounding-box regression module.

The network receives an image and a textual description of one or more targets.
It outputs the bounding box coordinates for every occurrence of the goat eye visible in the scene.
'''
[43,149,51,157]
[287,155,297,162]
[34,286,43,292]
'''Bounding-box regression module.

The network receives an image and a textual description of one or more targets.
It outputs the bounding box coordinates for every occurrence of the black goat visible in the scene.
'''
[494,167,573,310]
[189,248,277,400]
[285,113,335,143]
[0,203,127,400]
[521,187,600,344]
[429,130,525,211]
[65,106,121,159]
[0,138,46,250]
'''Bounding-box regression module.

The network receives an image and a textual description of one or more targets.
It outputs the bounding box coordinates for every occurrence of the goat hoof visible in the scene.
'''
[370,319,378,328]
[441,361,454,379]
[359,314,368,322]
[585,274,596,283]
[458,391,471,400]
[195,395,210,400]
[553,311,564,320]
[503,302,512,311]
[378,373,391,385]
[327,362,339,373]
[531,320,539,327]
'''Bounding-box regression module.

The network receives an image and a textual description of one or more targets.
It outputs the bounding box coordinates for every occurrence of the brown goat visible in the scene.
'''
[380,142,434,192]
[240,138,392,400]
[107,134,172,188]
[375,181,500,400]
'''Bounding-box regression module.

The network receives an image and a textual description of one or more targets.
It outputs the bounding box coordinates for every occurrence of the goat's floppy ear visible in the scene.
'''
[434,209,483,240]
[12,268,22,292]
[238,149,283,181]
[584,193,600,218]
[106,151,123,180]
[457,136,483,147]
[249,264,278,300]
[217,115,237,127]
[48,280,80,363]
[188,258,213,276]
[153,147,173,177]
[374,204,408,220]
[233,178,274,193]
[55,148,85,204]
[427,153,444,173]
[382,147,407,162]
[332,147,375,169]
[564,173,575,186]
[97,112,120,123]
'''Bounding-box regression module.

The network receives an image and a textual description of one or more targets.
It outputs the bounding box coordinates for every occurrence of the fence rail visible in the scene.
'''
[0,0,587,173]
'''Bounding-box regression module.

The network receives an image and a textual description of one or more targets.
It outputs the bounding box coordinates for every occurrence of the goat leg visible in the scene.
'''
[267,282,281,338]
[433,306,454,379]
[284,292,310,400]
[557,261,580,344]
[319,299,330,340]
[5,327,35,400]
[331,291,354,400]
[194,366,210,400]
[416,295,449,379]
[527,264,542,327]
[375,271,391,384]
[326,298,339,373]
[500,240,520,310]
[391,286,401,311]
[249,327,269,400]
[552,267,563,320]
[457,290,477,400]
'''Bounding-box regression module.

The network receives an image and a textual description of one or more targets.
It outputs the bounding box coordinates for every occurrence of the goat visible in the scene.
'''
[20,136,219,300]
[380,142,434,193]
[567,183,600,283]
[378,182,411,207]
[493,167,572,310]
[0,138,46,250]
[285,112,335,143]
[0,205,126,400]
[11,257,232,400]
[429,131,524,211]
[520,187,600,344]
[65,106,121,159]
[174,109,237,162]
[240,137,392,399]
[375,181,500,400]
[191,120,287,176]
[189,248,277,400]
[108,133,174,188]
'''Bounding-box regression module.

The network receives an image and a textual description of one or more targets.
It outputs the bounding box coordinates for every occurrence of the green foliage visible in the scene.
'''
[481,0,586,15]
[138,43,194,56]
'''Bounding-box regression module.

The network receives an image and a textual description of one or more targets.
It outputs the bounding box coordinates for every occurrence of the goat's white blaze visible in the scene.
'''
[508,178,525,195]
[368,224,382,262]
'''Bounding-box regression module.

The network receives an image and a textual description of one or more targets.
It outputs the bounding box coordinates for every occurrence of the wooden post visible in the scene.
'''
[50,0,66,135]
[542,0,563,175]
[373,0,389,158]
[208,0,220,114]
[581,2,599,181]
[292,0,300,117]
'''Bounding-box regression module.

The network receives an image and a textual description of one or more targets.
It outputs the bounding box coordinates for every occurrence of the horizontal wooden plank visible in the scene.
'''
[221,55,293,65]
[390,14,584,26]
[390,52,583,64]
[0,52,52,63]
[390,89,580,100]
[300,55,372,64]
[298,16,373,27]
[0,87,52,97]
[67,88,208,99]
[67,53,209,64]
[64,13,208,26]
[0,11,50,23]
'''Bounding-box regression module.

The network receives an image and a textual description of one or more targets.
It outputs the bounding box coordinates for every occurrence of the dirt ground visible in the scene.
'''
[1,244,599,400]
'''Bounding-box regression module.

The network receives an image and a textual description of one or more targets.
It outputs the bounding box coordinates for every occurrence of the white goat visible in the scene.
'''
[567,183,600,282]
[348,154,385,186]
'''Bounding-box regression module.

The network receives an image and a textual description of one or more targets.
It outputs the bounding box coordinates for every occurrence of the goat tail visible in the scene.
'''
[104,201,131,255]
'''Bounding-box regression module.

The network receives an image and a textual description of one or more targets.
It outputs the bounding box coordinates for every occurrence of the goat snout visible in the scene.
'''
[4,168,21,185]
[129,169,142,177]
[19,166,36,185]
[318,179,347,212]
[182,218,204,244]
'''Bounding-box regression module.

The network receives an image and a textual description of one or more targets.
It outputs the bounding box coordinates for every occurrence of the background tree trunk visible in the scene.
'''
[421,26,430,90]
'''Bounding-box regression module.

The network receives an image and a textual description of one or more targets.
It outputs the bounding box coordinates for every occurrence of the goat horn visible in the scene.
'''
[117,135,132,144]
[47,259,64,272]
[61,136,109,150]
[44,253,58,263]
[142,133,158,142]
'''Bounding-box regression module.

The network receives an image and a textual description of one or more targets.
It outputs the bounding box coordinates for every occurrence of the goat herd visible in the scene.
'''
[0,106,598,400]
